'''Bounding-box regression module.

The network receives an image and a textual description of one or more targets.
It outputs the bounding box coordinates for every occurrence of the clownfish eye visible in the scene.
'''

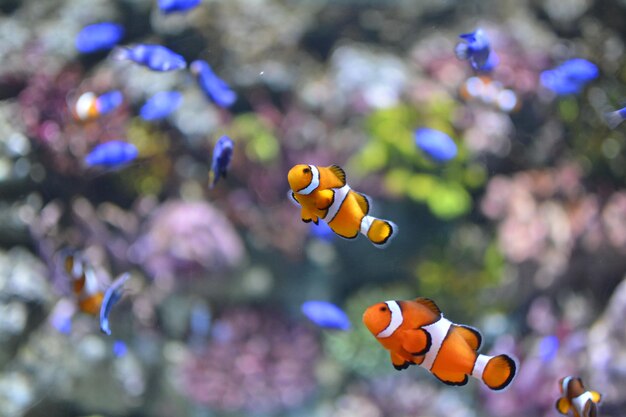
[303,167,311,174]
[380,306,387,312]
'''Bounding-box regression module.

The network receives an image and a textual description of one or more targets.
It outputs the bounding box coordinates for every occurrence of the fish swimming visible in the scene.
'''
[139,91,183,121]
[603,105,626,129]
[85,141,138,168]
[455,29,499,72]
[209,135,234,188]
[540,59,598,96]
[100,272,130,335]
[363,297,517,390]
[158,0,201,14]
[556,376,602,417]
[64,251,104,316]
[190,60,237,108]
[288,164,397,247]
[301,300,351,330]
[72,90,123,122]
[112,44,187,72]
[414,128,458,163]
[76,22,125,53]
[459,76,520,113]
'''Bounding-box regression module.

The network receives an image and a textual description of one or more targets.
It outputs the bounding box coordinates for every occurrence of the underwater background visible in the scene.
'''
[1,0,626,416]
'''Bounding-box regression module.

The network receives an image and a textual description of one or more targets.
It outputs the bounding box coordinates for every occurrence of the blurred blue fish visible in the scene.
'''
[113,44,187,72]
[310,221,334,242]
[100,272,130,336]
[301,301,351,330]
[209,135,234,189]
[113,340,127,357]
[414,128,458,163]
[76,22,125,53]
[140,91,183,121]
[455,29,498,72]
[540,59,598,96]
[85,141,138,168]
[190,60,237,108]
[158,0,201,14]
[97,90,123,115]
[604,105,626,129]
[73,90,123,122]
[538,335,559,363]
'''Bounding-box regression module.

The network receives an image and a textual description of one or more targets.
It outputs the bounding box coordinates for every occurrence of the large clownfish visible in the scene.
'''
[556,376,602,417]
[363,297,517,390]
[287,164,397,247]
[64,251,104,315]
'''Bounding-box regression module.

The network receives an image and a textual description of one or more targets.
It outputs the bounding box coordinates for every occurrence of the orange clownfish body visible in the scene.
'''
[556,376,602,417]
[64,252,104,316]
[287,164,397,247]
[72,92,101,122]
[459,76,521,113]
[363,297,517,390]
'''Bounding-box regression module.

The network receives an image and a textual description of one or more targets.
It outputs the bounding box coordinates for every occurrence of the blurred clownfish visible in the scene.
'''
[556,376,602,417]
[72,90,123,122]
[64,251,104,316]
[459,76,520,113]
[363,297,517,390]
[288,164,397,248]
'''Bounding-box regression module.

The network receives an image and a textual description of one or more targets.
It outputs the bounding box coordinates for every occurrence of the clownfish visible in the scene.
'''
[556,376,602,417]
[363,297,517,390]
[72,90,123,122]
[64,251,104,316]
[287,164,397,247]
[459,76,520,113]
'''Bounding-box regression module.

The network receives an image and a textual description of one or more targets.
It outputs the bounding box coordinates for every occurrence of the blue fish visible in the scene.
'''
[158,0,201,14]
[455,29,498,72]
[96,90,123,115]
[190,60,237,108]
[604,105,626,129]
[414,128,458,162]
[76,22,125,53]
[100,273,130,336]
[113,340,127,357]
[538,335,559,363]
[310,221,334,242]
[301,301,351,331]
[113,44,187,72]
[139,91,183,121]
[209,135,234,189]
[540,58,598,96]
[85,141,138,168]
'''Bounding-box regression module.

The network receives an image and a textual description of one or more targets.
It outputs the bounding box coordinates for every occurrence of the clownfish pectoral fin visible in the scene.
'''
[288,191,301,207]
[327,165,346,187]
[590,391,602,404]
[454,325,483,351]
[300,207,318,224]
[315,189,335,211]
[555,398,570,414]
[353,192,370,215]
[414,297,442,317]
[390,352,413,371]
[433,369,469,386]
[400,328,432,356]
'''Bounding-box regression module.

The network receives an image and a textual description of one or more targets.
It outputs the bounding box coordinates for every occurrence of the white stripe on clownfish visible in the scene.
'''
[377,300,403,338]
[420,318,452,370]
[562,376,572,394]
[326,184,350,222]
[572,391,594,413]
[360,215,375,235]
[75,92,96,121]
[471,354,491,379]
[297,165,320,195]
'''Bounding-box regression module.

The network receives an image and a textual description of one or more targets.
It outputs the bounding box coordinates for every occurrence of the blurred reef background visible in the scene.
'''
[1,0,626,416]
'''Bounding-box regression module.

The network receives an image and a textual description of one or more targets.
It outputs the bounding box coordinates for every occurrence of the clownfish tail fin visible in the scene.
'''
[360,216,397,248]
[472,354,517,391]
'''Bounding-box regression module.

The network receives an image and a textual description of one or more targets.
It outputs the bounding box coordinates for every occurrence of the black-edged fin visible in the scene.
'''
[390,352,413,371]
[414,297,442,317]
[455,325,483,351]
[353,192,370,215]
[434,371,469,387]
[329,165,346,186]
[287,190,301,207]
[401,328,431,356]
[555,398,570,415]
[584,400,597,417]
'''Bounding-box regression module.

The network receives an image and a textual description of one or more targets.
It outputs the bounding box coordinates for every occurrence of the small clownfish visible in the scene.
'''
[363,297,517,390]
[459,76,521,113]
[287,164,397,248]
[72,90,123,122]
[556,376,602,417]
[64,252,104,316]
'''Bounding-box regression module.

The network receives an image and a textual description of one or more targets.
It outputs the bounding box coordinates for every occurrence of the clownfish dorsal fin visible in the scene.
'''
[414,297,442,317]
[455,324,482,351]
[555,397,571,415]
[352,192,370,215]
[590,391,602,403]
[328,165,346,186]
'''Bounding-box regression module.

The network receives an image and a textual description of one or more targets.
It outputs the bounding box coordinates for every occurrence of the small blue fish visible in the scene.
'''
[414,128,458,162]
[113,44,187,72]
[158,0,201,14]
[209,135,234,189]
[76,22,125,53]
[604,105,626,129]
[139,91,183,121]
[100,272,130,336]
[96,90,123,115]
[540,59,598,96]
[301,301,351,330]
[455,29,498,72]
[113,340,127,357]
[310,221,334,242]
[190,60,237,108]
[85,141,138,168]
[538,335,559,363]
